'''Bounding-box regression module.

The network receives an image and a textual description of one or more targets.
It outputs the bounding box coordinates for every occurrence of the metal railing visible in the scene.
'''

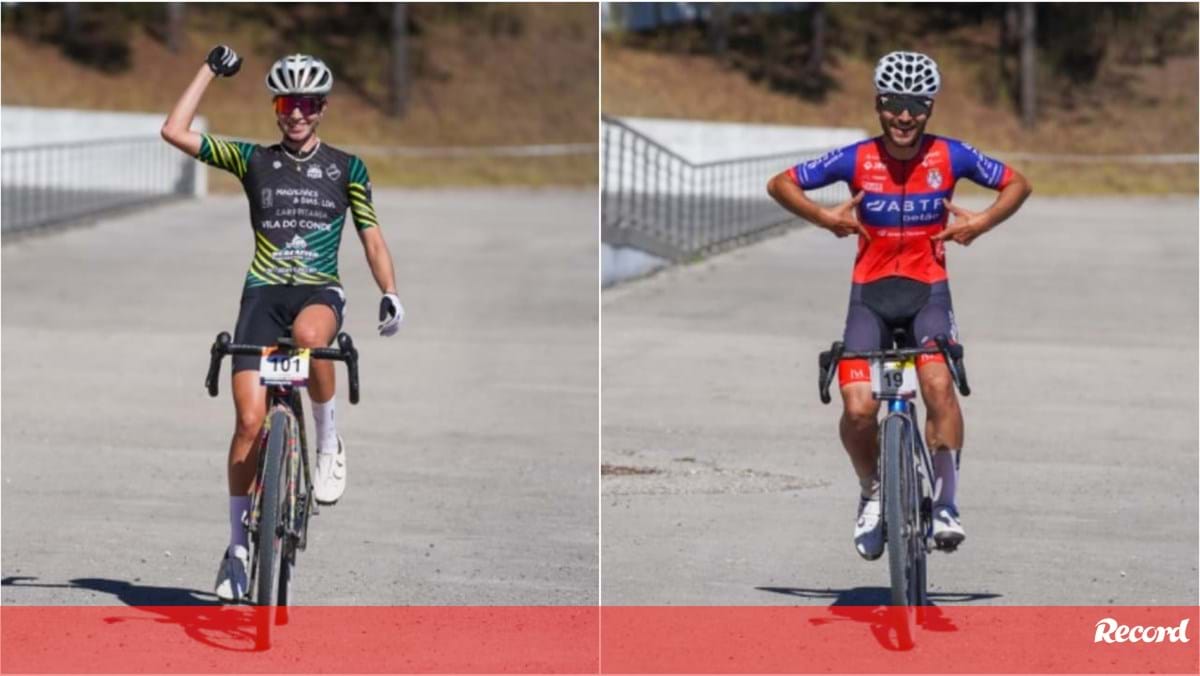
[1,136,197,233]
[601,115,847,261]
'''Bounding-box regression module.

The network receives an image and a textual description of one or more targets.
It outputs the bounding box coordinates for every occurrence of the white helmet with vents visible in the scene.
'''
[265,54,334,96]
[874,51,941,98]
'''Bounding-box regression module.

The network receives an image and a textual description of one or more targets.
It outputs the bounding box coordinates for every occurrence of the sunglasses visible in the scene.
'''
[877,95,933,117]
[273,95,325,117]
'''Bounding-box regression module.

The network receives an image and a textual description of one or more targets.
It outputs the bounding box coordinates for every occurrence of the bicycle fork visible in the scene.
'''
[882,400,923,545]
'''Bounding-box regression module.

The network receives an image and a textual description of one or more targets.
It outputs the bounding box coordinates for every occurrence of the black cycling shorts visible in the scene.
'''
[232,285,346,373]
[838,276,957,385]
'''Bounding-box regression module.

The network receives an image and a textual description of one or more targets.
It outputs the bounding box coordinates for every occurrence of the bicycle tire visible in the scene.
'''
[276,547,292,626]
[882,414,917,647]
[255,408,292,642]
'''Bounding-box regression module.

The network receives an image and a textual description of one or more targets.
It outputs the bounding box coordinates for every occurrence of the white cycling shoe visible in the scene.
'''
[313,435,346,505]
[933,504,966,550]
[214,544,249,602]
[854,493,885,560]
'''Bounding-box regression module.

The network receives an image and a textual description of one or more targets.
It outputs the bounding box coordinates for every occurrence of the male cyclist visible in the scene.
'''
[161,46,406,600]
[767,51,1032,560]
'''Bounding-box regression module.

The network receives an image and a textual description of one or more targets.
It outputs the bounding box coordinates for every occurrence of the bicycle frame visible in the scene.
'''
[204,330,361,610]
[817,333,970,619]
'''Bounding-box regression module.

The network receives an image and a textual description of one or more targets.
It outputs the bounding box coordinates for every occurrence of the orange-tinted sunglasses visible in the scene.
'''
[273,95,325,117]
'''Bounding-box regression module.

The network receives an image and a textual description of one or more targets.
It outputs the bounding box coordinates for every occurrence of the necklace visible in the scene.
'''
[281,140,321,164]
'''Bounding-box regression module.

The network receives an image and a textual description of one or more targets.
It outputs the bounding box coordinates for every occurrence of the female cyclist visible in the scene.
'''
[162,45,405,601]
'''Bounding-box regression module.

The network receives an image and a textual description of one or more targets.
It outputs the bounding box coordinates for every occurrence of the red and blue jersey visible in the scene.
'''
[787,135,1013,284]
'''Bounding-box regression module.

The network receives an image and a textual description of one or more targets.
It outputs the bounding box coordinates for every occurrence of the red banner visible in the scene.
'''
[1,606,598,674]
[601,606,1199,673]
[2,605,1196,673]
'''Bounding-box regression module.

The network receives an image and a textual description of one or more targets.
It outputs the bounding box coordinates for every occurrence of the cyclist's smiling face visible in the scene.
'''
[275,97,327,146]
[876,96,932,149]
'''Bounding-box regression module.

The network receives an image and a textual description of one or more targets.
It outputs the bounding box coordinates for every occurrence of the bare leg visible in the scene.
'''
[229,370,268,494]
[918,362,963,453]
[293,304,338,403]
[839,382,881,491]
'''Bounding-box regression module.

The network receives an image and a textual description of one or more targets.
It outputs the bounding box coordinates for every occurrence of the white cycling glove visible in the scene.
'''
[378,293,404,337]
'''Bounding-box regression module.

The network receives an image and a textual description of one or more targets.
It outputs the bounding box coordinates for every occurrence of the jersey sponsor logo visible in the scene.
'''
[325,163,342,181]
[262,263,320,278]
[976,157,1001,185]
[927,168,943,189]
[862,181,885,191]
[805,149,844,170]
[274,206,332,219]
[273,160,283,170]
[274,187,326,208]
[260,218,333,231]
[862,159,886,171]
[261,188,273,209]
[957,141,1003,185]
[800,148,845,183]
[273,234,320,263]
[306,165,324,180]
[862,194,947,225]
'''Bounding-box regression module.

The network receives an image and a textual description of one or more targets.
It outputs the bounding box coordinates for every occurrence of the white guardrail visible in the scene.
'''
[1,106,207,232]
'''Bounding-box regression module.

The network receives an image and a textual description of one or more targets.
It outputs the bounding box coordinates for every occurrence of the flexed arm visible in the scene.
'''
[933,170,1033,246]
[161,46,242,156]
[768,172,871,242]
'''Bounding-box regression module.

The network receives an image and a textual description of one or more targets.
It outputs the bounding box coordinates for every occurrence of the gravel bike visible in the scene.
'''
[818,331,969,647]
[204,330,360,648]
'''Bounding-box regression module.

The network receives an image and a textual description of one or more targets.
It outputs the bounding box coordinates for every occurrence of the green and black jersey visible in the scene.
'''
[197,134,379,289]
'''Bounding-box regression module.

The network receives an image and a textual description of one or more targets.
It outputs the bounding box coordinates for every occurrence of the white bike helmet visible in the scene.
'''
[265,54,334,96]
[874,51,940,98]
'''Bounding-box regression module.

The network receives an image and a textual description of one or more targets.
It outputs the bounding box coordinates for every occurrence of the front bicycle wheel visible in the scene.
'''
[254,409,293,643]
[882,414,919,646]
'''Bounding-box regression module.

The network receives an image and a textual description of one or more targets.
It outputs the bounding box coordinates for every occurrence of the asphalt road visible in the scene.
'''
[601,195,1199,606]
[2,188,598,605]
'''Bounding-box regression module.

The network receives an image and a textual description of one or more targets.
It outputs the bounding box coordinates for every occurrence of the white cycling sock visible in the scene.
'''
[311,396,338,455]
[933,449,959,508]
[229,496,250,550]
[859,473,881,499]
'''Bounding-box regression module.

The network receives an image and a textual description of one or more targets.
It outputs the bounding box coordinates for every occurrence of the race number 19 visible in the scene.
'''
[870,358,917,399]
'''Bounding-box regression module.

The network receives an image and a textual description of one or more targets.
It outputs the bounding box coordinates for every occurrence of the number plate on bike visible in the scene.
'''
[259,348,310,386]
[870,358,917,399]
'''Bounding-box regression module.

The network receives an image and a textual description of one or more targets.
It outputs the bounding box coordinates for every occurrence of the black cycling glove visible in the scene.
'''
[206,45,242,77]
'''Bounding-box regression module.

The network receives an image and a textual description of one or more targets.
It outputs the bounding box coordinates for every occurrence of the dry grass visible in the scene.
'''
[1,5,599,187]
[603,35,1199,195]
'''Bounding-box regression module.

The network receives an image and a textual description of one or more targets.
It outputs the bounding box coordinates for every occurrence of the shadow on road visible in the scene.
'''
[2,575,262,652]
[756,585,1002,651]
